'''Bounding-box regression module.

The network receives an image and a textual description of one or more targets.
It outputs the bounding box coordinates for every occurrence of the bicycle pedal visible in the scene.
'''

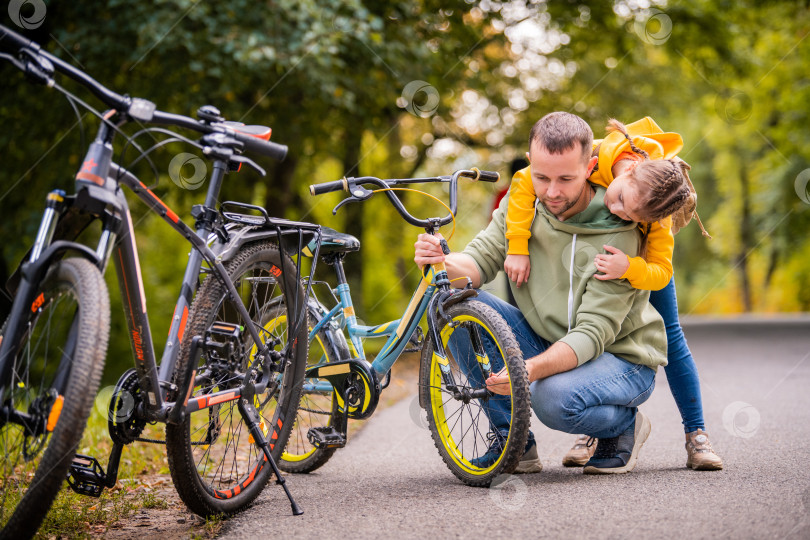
[307,427,346,449]
[66,454,110,498]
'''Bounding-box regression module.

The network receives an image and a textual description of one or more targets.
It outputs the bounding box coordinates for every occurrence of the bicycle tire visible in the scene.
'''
[0,258,110,538]
[279,302,349,473]
[419,299,530,487]
[166,241,308,516]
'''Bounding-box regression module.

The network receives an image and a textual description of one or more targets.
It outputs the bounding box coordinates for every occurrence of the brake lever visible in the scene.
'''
[331,182,374,215]
[332,197,357,215]
[230,155,266,176]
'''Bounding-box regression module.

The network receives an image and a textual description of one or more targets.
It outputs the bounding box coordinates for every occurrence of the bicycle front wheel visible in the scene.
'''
[420,299,530,487]
[166,241,308,516]
[0,258,110,538]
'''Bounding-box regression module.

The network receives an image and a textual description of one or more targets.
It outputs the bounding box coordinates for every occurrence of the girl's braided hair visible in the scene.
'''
[606,118,711,238]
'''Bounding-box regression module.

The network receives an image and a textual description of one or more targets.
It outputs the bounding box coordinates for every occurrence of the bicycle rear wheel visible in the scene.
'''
[279,302,348,473]
[419,299,530,487]
[166,241,307,516]
[0,258,110,538]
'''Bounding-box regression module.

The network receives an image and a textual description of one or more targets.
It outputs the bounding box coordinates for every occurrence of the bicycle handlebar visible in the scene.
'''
[0,24,288,162]
[308,169,500,228]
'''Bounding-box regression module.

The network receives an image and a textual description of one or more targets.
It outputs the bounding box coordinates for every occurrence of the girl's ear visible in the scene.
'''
[525,151,531,162]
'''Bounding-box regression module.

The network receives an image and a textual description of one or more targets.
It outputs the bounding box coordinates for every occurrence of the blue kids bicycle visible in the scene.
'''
[275,170,532,486]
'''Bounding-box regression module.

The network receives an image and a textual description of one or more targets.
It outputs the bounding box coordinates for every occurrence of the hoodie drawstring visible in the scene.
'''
[568,234,577,333]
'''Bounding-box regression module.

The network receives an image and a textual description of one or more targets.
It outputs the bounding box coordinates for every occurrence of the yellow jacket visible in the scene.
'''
[505,117,683,291]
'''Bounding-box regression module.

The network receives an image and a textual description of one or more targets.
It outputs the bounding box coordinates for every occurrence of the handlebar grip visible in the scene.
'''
[237,134,288,161]
[309,179,348,196]
[0,24,33,53]
[473,169,500,182]
[478,170,500,182]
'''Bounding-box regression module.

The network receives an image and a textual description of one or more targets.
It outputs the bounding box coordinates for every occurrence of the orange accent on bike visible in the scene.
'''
[233,485,241,496]
[139,181,179,223]
[119,249,133,316]
[232,126,272,141]
[177,306,189,342]
[208,391,237,406]
[269,265,282,277]
[46,395,64,432]
[277,418,283,428]
[76,171,105,186]
[271,430,278,440]
[31,292,45,312]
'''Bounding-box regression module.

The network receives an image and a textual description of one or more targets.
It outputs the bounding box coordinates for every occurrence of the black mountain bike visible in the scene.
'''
[0,25,319,538]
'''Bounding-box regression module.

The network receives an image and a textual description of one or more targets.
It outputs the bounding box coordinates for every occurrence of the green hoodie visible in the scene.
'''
[463,185,667,370]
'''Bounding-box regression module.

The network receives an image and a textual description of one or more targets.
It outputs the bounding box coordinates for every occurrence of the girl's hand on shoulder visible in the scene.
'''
[504,254,531,287]
[594,245,630,281]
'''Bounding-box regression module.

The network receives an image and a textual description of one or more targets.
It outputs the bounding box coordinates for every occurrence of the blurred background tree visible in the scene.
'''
[1,0,808,384]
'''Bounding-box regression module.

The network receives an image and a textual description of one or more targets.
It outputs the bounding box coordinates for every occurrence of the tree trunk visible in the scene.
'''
[264,153,300,219]
[737,163,753,311]
[342,122,365,314]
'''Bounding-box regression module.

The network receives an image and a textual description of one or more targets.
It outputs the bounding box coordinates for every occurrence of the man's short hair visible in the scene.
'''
[529,112,593,163]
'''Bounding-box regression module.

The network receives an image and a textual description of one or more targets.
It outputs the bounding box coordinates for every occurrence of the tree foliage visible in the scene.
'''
[1,0,808,382]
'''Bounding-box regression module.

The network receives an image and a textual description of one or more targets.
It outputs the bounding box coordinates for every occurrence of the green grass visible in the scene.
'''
[29,387,174,538]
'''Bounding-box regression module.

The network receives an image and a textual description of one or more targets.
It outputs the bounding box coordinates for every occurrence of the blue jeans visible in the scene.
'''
[449,291,656,440]
[650,277,704,433]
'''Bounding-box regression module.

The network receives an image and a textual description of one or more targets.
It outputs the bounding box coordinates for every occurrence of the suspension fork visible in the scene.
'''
[0,191,67,406]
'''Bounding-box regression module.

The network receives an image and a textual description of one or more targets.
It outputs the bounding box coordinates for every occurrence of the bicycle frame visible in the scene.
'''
[0,119,320,425]
[306,259,449,394]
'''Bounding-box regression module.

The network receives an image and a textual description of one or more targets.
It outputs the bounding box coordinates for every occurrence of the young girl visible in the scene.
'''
[504,117,723,471]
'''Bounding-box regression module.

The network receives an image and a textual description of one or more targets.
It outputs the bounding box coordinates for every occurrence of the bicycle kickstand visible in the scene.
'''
[237,381,303,516]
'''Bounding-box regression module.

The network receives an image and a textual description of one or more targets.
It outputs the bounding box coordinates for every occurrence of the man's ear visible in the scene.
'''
[587,155,598,175]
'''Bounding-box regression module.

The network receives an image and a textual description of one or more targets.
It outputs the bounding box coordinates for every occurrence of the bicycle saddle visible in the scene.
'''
[306,227,360,255]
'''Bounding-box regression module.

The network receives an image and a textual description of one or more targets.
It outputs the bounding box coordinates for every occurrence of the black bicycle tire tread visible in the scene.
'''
[278,305,348,474]
[421,299,530,487]
[165,241,307,517]
[1,258,110,539]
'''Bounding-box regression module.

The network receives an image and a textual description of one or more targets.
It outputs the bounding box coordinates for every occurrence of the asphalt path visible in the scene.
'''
[223,317,810,539]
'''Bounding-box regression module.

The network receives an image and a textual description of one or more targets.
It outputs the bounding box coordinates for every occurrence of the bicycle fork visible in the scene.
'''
[423,259,492,402]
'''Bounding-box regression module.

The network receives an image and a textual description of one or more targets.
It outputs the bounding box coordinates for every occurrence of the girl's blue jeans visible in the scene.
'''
[650,277,705,433]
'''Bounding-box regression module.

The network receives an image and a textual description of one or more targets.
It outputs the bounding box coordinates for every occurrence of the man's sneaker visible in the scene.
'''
[514,439,543,474]
[685,429,723,470]
[470,431,506,469]
[562,434,597,467]
[583,411,651,474]
[470,433,542,473]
